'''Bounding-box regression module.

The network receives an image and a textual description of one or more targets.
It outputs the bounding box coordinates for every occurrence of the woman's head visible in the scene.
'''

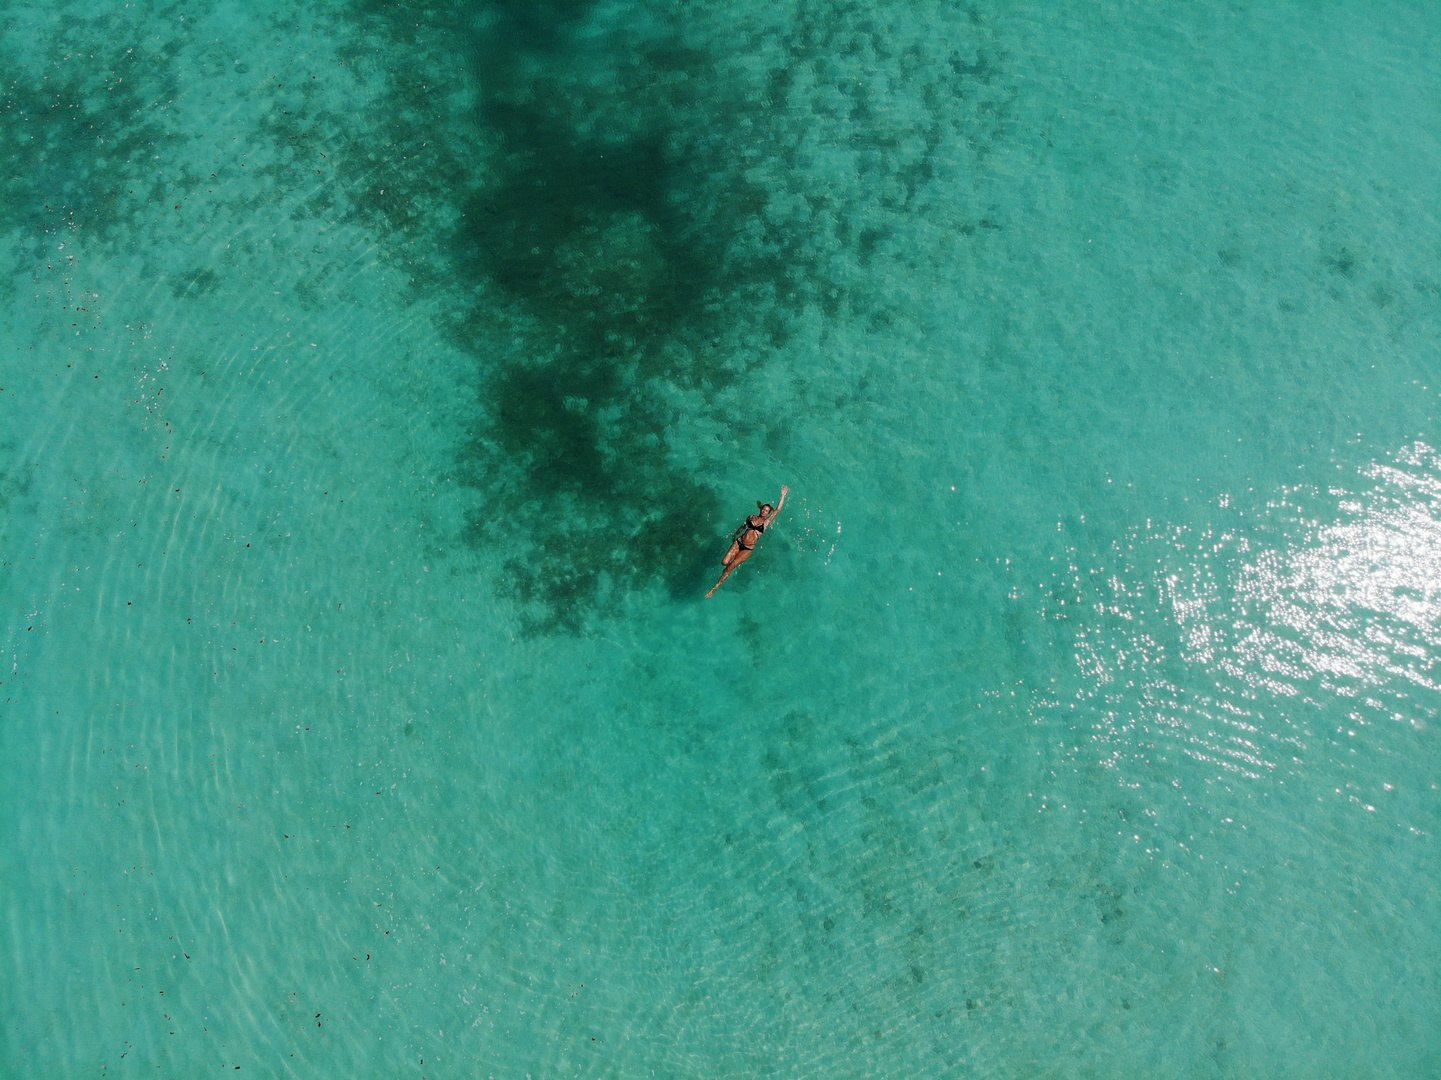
[759,503,774,515]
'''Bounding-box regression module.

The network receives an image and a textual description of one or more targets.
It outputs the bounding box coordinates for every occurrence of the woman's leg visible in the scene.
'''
[706,547,752,597]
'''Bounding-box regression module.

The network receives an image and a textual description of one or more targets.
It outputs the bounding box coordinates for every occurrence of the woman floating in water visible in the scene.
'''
[706,485,789,598]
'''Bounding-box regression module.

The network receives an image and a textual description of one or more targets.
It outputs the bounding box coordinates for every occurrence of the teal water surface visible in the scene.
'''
[3,0,1439,1076]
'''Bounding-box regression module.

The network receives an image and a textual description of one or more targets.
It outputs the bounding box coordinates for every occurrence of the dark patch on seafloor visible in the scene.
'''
[0,29,178,257]
[445,5,789,633]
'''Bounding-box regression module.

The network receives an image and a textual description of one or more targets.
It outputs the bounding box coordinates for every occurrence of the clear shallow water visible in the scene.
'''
[2,0,1439,1076]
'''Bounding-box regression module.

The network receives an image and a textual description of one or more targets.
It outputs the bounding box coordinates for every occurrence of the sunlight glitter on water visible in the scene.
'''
[1226,444,1441,705]
[1064,445,1441,790]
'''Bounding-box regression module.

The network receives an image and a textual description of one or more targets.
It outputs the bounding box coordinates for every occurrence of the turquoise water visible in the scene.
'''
[3,0,1439,1075]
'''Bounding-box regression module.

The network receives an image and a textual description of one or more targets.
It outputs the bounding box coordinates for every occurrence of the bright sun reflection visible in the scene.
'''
[1062,443,1441,783]
[1222,444,1441,702]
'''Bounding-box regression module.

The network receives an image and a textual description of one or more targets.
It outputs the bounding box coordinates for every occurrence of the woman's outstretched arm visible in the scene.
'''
[765,485,790,525]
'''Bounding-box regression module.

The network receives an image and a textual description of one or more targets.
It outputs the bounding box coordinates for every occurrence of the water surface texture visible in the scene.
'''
[3,0,1440,1076]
